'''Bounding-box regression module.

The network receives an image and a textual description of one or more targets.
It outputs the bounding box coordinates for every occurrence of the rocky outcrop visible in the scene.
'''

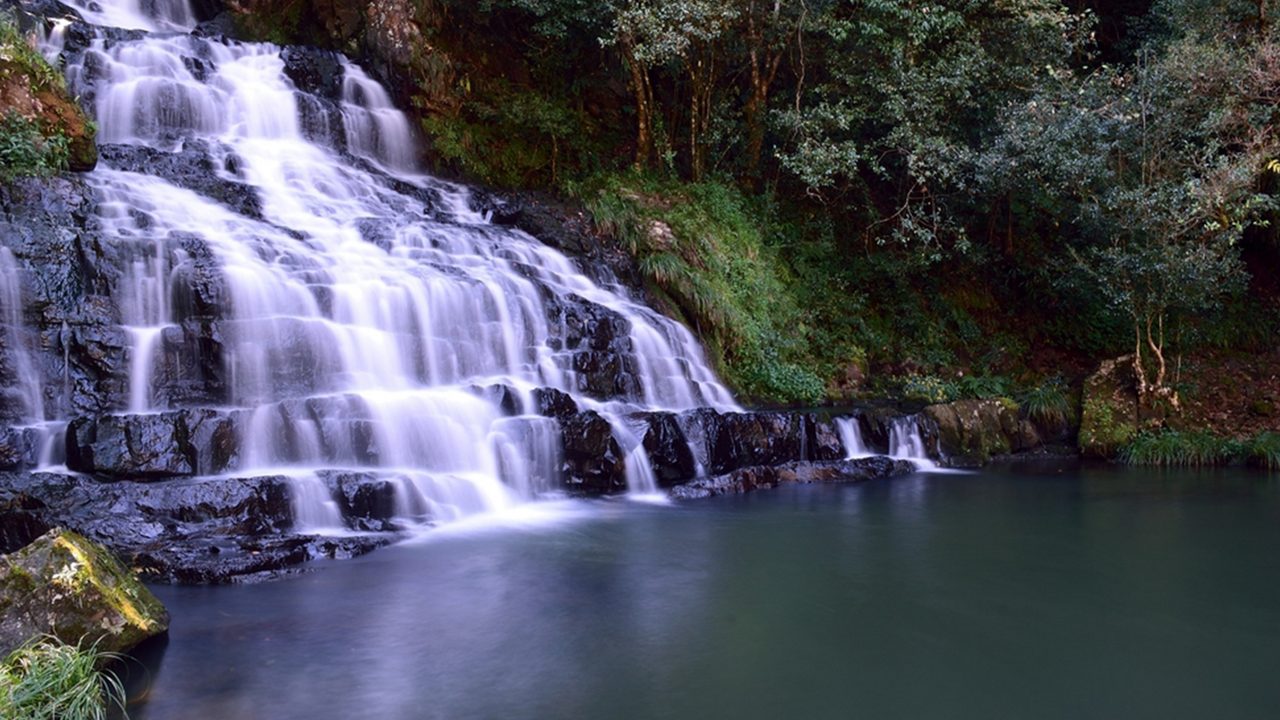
[1079,356,1139,458]
[677,409,843,476]
[0,472,391,583]
[0,528,168,656]
[66,409,243,479]
[922,399,1045,468]
[670,457,916,500]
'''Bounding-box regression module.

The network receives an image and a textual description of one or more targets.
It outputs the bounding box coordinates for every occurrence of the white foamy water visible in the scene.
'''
[41,1,740,530]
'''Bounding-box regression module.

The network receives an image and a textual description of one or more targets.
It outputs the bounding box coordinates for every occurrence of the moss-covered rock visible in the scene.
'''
[923,398,1027,467]
[0,529,168,657]
[1079,356,1139,458]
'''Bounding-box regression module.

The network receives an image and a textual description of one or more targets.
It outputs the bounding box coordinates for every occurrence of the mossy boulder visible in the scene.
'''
[923,398,1036,467]
[0,528,169,657]
[1079,356,1139,458]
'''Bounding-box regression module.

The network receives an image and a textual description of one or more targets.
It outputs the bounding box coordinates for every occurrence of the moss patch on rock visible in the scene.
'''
[923,398,1040,467]
[1079,356,1139,458]
[0,528,169,658]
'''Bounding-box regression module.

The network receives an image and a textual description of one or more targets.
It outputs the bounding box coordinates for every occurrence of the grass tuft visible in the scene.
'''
[1247,432,1280,470]
[0,636,128,720]
[1018,377,1071,427]
[1120,430,1243,467]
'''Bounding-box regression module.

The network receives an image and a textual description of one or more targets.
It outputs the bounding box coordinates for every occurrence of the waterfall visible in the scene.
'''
[835,417,871,459]
[888,416,940,471]
[34,0,739,529]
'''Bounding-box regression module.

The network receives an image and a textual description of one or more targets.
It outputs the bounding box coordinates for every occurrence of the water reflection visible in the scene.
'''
[134,465,1280,719]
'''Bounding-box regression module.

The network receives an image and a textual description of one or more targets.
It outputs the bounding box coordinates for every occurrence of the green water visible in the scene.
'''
[128,461,1280,719]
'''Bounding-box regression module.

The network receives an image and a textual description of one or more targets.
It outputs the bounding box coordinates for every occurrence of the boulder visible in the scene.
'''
[1079,356,1139,458]
[922,399,1019,468]
[559,411,627,493]
[0,528,168,657]
[633,412,696,486]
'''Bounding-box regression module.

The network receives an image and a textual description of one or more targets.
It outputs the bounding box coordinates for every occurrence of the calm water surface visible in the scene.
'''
[125,462,1280,719]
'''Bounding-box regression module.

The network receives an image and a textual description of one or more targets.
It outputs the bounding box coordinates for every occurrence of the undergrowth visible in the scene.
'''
[0,636,128,720]
[1119,429,1280,468]
[577,173,828,404]
[0,15,71,180]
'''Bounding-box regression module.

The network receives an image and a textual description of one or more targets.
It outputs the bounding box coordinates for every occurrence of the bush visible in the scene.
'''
[0,111,69,181]
[899,374,957,405]
[955,374,1011,400]
[0,636,128,720]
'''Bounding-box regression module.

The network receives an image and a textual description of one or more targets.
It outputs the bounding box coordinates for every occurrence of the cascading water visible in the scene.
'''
[835,416,873,459]
[33,0,738,530]
[888,416,940,471]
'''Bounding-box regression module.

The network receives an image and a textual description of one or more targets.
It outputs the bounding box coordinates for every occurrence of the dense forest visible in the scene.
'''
[6,0,1280,453]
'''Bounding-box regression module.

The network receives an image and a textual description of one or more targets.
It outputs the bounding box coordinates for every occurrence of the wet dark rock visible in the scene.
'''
[0,471,389,583]
[544,294,638,401]
[633,411,696,486]
[531,386,577,419]
[0,427,40,470]
[810,416,845,461]
[670,457,916,500]
[282,45,346,101]
[477,191,643,289]
[318,471,400,531]
[66,409,242,479]
[559,411,627,493]
[706,411,808,475]
[0,490,51,553]
[471,383,521,416]
[99,142,265,219]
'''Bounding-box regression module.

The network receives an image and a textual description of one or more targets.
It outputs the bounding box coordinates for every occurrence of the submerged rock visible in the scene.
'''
[669,457,916,500]
[0,528,169,656]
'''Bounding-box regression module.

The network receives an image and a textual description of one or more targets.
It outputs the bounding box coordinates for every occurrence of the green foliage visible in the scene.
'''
[0,13,66,91]
[580,173,829,404]
[1120,429,1244,467]
[1019,377,1071,427]
[1247,432,1280,470]
[0,111,68,181]
[0,636,128,720]
[955,374,1011,401]
[898,375,957,405]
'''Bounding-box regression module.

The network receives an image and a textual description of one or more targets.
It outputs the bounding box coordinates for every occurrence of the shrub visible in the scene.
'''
[0,111,69,181]
[955,374,1011,400]
[0,636,128,720]
[899,374,957,405]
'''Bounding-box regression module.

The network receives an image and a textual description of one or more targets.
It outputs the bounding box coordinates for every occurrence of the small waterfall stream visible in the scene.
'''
[27,0,739,530]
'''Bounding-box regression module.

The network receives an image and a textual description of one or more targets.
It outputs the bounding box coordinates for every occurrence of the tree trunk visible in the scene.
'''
[622,38,653,171]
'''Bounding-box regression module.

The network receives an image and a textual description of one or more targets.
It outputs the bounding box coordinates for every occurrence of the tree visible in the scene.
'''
[776,0,1085,257]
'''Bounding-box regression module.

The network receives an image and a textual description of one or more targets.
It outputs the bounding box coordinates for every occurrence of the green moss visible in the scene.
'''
[1079,396,1135,458]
